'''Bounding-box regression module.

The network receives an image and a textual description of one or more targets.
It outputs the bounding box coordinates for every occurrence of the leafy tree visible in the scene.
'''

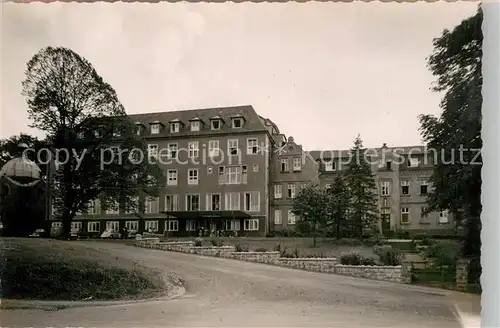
[292,184,327,247]
[343,135,379,238]
[21,46,164,237]
[324,174,351,239]
[418,7,482,257]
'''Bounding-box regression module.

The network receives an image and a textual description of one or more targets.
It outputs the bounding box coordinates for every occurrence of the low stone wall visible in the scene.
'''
[187,246,236,257]
[133,238,407,283]
[232,251,281,264]
[278,258,338,273]
[334,264,402,282]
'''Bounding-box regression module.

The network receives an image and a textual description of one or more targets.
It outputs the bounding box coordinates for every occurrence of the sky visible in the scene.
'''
[1,2,479,150]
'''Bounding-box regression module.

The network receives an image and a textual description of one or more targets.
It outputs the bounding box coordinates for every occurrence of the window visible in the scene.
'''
[244,192,260,212]
[151,124,160,134]
[170,122,180,133]
[386,161,392,170]
[247,138,258,155]
[378,159,385,168]
[190,121,200,132]
[211,120,221,130]
[164,195,178,212]
[292,158,302,171]
[225,192,240,210]
[188,141,199,158]
[167,169,178,186]
[106,221,119,231]
[408,157,420,167]
[401,180,410,195]
[274,210,282,225]
[439,210,449,224]
[168,143,178,159]
[145,220,158,232]
[188,169,199,185]
[287,184,296,198]
[207,166,213,174]
[420,180,428,195]
[165,220,179,232]
[287,210,296,225]
[88,199,98,215]
[105,201,119,215]
[88,221,100,232]
[125,221,139,231]
[226,220,240,231]
[280,159,289,172]
[52,222,63,228]
[244,219,259,231]
[253,164,259,172]
[136,126,141,136]
[420,207,429,221]
[232,118,243,128]
[220,166,245,185]
[186,194,200,211]
[401,208,410,223]
[325,183,332,189]
[71,221,82,231]
[144,197,159,214]
[325,161,335,171]
[206,194,221,211]
[228,139,239,156]
[147,144,158,159]
[383,198,388,207]
[208,140,220,157]
[274,184,282,199]
[380,181,391,196]
[186,220,197,231]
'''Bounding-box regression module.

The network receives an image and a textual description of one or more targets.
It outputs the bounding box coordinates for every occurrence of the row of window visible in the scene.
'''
[320,158,424,172]
[380,180,429,196]
[147,138,262,160]
[53,218,260,232]
[273,183,304,199]
[139,116,245,136]
[165,165,258,186]
[273,209,296,225]
[85,191,262,215]
[390,208,449,224]
[280,157,303,172]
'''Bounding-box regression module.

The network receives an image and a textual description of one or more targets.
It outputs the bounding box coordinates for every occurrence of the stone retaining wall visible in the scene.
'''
[278,258,338,273]
[232,251,281,264]
[134,239,408,283]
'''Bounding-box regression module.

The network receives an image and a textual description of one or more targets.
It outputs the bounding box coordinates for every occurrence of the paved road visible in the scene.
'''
[3,242,463,328]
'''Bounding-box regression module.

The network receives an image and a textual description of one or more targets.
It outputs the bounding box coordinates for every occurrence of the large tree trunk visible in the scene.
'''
[61,209,73,239]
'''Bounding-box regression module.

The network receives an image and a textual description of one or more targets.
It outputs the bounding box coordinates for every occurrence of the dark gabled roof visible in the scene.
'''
[308,145,428,161]
[127,105,267,137]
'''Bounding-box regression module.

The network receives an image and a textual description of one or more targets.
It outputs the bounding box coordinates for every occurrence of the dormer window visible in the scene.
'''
[190,120,200,132]
[170,122,180,133]
[232,117,243,128]
[211,120,221,130]
[151,124,160,134]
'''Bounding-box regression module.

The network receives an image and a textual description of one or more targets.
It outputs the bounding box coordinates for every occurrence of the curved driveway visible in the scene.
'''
[3,241,462,328]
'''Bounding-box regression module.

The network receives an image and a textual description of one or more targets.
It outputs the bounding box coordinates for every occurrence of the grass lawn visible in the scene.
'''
[0,237,166,301]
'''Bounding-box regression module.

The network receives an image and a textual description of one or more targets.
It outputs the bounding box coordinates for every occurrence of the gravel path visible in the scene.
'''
[2,241,462,328]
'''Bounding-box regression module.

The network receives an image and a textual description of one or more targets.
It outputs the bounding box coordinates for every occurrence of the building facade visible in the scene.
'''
[51,105,454,237]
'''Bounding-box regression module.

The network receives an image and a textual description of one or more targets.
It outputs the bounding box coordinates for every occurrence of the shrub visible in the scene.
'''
[420,237,431,246]
[194,238,203,247]
[422,240,459,266]
[373,245,393,256]
[360,257,377,266]
[210,239,223,247]
[340,251,364,265]
[378,247,404,266]
[235,244,248,252]
[254,247,267,252]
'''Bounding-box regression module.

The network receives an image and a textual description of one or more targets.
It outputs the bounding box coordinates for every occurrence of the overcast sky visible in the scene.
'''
[1,2,478,150]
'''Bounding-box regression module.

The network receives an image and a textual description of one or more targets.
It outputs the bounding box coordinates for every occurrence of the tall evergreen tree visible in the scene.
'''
[418,7,482,257]
[343,135,379,238]
[324,174,351,239]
